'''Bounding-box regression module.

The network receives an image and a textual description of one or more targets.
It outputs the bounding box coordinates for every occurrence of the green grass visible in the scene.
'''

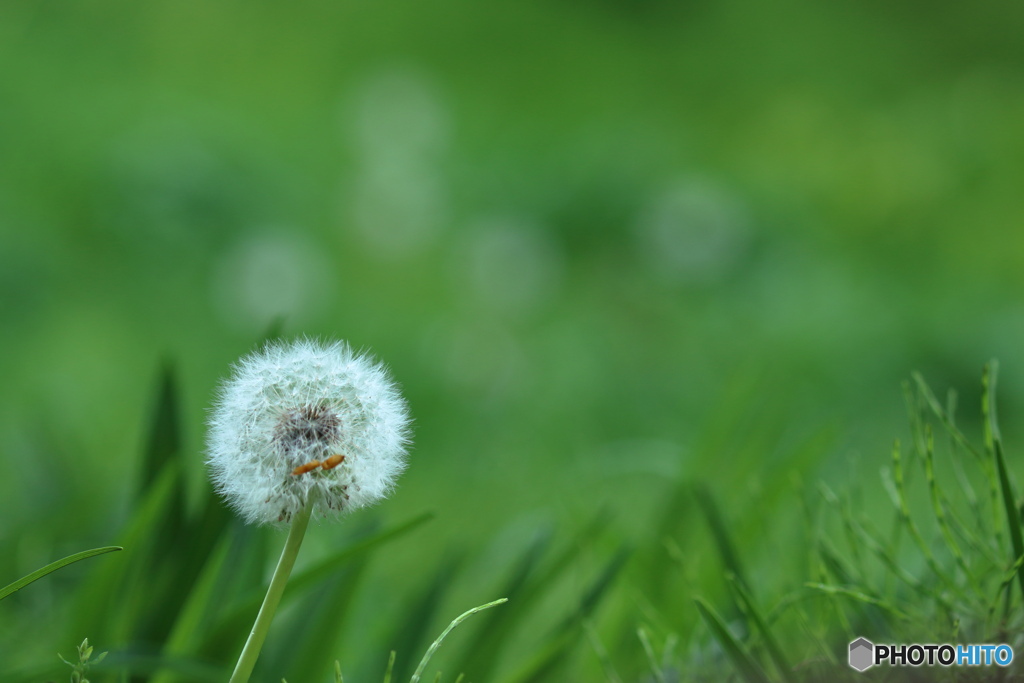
[2,356,1021,681]
[2,1,1024,680]
[688,362,1024,682]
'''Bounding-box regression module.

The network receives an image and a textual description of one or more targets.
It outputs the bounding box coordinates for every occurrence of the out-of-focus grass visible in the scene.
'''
[2,0,1024,680]
[3,355,1017,681]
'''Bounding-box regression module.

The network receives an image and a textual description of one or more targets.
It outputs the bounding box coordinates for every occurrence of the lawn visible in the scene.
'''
[1,0,1023,680]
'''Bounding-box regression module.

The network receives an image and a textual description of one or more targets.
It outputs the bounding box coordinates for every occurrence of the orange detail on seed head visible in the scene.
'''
[291,460,322,476]
[322,454,345,470]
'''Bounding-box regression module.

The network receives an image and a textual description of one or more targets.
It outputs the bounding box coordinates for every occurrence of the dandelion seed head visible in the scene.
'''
[207,338,411,526]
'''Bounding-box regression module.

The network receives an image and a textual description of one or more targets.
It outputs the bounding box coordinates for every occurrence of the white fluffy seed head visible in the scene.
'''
[206,338,411,526]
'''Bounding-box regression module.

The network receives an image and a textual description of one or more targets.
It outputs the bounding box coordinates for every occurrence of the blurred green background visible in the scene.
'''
[2,0,1023,680]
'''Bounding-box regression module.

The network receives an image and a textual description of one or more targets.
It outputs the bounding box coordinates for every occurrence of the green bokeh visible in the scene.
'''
[1,0,1023,679]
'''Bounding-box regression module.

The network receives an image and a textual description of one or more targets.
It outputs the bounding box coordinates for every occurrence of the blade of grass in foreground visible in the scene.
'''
[138,363,183,500]
[917,371,1001,542]
[71,460,181,646]
[994,440,1024,602]
[380,553,462,683]
[694,485,748,592]
[727,575,793,683]
[803,584,912,621]
[889,439,970,602]
[986,362,1024,602]
[150,534,234,683]
[637,627,666,683]
[694,597,770,683]
[559,546,631,632]
[409,598,508,683]
[123,364,194,647]
[0,546,122,601]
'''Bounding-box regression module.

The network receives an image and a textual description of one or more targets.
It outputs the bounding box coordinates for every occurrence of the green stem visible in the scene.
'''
[229,497,316,683]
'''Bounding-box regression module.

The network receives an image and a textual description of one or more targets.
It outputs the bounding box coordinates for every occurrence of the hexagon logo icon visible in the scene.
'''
[849,637,874,671]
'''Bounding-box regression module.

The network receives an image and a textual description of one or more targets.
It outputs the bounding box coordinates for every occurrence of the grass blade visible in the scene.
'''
[803,584,912,621]
[986,361,1024,602]
[637,627,666,683]
[207,512,433,646]
[271,561,367,683]
[693,597,769,683]
[387,554,462,683]
[0,546,122,601]
[582,620,623,683]
[410,598,508,683]
[454,530,551,681]
[727,575,793,682]
[500,547,629,683]
[138,362,183,499]
[694,485,748,592]
[994,440,1024,601]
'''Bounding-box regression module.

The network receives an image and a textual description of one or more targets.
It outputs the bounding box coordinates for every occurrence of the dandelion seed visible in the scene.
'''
[207,338,411,526]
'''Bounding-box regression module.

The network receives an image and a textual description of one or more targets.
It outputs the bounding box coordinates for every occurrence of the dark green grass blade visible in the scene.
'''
[270,561,368,683]
[128,364,203,649]
[994,440,1024,601]
[135,362,230,640]
[386,554,462,683]
[455,530,552,680]
[694,598,770,683]
[987,552,1024,619]
[727,575,793,683]
[148,535,233,683]
[498,629,577,683]
[206,512,433,649]
[499,547,630,683]
[986,362,1024,601]
[0,546,122,601]
[636,627,665,683]
[693,484,748,591]
[177,489,239,591]
[135,364,188,644]
[140,486,234,655]
[561,546,630,631]
[138,362,183,500]
[69,461,180,643]
[287,512,433,595]
[458,515,609,682]
[193,522,272,664]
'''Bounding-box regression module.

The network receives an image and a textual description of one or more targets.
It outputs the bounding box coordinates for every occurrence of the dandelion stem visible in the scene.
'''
[229,496,316,683]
